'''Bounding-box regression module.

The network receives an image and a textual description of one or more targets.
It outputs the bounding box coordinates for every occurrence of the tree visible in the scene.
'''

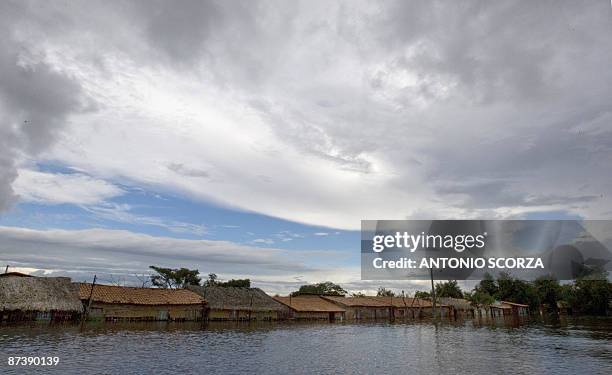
[149,266,201,289]
[203,273,219,287]
[414,291,430,299]
[534,275,560,312]
[218,279,251,288]
[292,281,347,296]
[465,289,494,306]
[475,272,498,296]
[435,280,463,298]
[572,278,611,315]
[376,287,395,297]
[351,292,366,297]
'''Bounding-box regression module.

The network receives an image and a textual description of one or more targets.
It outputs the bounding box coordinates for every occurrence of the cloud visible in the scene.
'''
[13,169,124,205]
[2,1,612,230]
[252,238,275,245]
[0,1,89,211]
[0,225,357,294]
[82,202,208,236]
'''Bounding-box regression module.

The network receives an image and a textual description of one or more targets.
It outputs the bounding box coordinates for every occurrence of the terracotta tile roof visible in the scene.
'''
[273,295,346,312]
[78,283,205,306]
[321,296,392,307]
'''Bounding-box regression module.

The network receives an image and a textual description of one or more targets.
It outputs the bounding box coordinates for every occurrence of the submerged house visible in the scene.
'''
[274,295,346,320]
[79,283,206,321]
[321,296,392,320]
[0,275,82,323]
[487,301,529,317]
[371,296,451,319]
[437,297,475,318]
[187,286,291,321]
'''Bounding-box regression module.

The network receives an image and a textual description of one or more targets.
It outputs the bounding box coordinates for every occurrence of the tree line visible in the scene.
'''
[149,266,250,289]
[149,266,610,315]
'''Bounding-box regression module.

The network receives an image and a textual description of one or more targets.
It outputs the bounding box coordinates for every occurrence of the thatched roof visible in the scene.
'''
[322,296,392,308]
[0,276,83,312]
[187,286,286,311]
[274,295,346,312]
[79,283,205,305]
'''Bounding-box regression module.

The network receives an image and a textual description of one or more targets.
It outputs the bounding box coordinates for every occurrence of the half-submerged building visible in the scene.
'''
[321,296,393,320]
[79,283,206,321]
[187,286,291,321]
[274,295,346,321]
[0,275,82,323]
[371,296,452,319]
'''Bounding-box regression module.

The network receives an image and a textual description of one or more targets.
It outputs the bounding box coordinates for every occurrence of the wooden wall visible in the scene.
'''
[88,302,204,321]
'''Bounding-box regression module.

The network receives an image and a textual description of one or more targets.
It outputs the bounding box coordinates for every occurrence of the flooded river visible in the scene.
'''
[1,317,611,374]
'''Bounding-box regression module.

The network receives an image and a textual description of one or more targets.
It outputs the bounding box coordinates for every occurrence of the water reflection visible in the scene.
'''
[1,317,611,374]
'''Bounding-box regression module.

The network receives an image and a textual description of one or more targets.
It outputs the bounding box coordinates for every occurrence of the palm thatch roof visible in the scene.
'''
[274,295,346,312]
[0,276,83,312]
[187,286,286,311]
[79,283,205,305]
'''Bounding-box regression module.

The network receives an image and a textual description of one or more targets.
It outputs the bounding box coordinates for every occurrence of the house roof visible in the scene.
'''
[321,296,392,307]
[78,283,205,306]
[187,286,287,311]
[273,295,346,312]
[0,271,33,278]
[0,276,82,312]
[370,296,442,308]
[501,300,529,308]
[437,297,473,310]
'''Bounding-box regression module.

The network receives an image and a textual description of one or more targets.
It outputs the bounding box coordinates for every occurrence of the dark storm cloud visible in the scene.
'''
[0,1,88,211]
[2,0,612,222]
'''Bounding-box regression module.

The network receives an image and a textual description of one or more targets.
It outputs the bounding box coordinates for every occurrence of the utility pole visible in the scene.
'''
[430,267,437,319]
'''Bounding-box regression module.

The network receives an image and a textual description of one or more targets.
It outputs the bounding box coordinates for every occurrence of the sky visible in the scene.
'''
[0,0,611,295]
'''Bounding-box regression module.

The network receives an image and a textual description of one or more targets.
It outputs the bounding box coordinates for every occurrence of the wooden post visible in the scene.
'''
[4,265,8,274]
[430,268,436,319]
[84,275,97,321]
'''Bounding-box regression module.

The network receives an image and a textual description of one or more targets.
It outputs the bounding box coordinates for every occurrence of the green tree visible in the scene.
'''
[203,273,219,287]
[218,279,251,288]
[351,292,366,297]
[435,280,463,298]
[149,266,201,289]
[475,272,498,296]
[465,289,494,306]
[292,281,347,296]
[572,278,611,315]
[414,291,430,299]
[376,287,395,297]
[534,275,560,312]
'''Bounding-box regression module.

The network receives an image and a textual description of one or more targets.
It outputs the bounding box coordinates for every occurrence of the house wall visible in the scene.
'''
[294,311,345,320]
[0,310,80,323]
[87,302,204,321]
[207,309,282,321]
[344,307,391,320]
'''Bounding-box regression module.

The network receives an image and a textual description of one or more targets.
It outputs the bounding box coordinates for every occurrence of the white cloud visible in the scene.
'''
[0,225,361,294]
[2,1,612,230]
[252,238,275,245]
[314,232,329,236]
[13,169,124,205]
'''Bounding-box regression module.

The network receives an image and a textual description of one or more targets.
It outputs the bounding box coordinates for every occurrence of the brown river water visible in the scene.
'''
[1,316,611,374]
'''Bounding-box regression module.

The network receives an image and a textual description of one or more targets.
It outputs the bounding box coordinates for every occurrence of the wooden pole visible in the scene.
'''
[4,265,8,274]
[84,275,97,321]
[430,268,436,319]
